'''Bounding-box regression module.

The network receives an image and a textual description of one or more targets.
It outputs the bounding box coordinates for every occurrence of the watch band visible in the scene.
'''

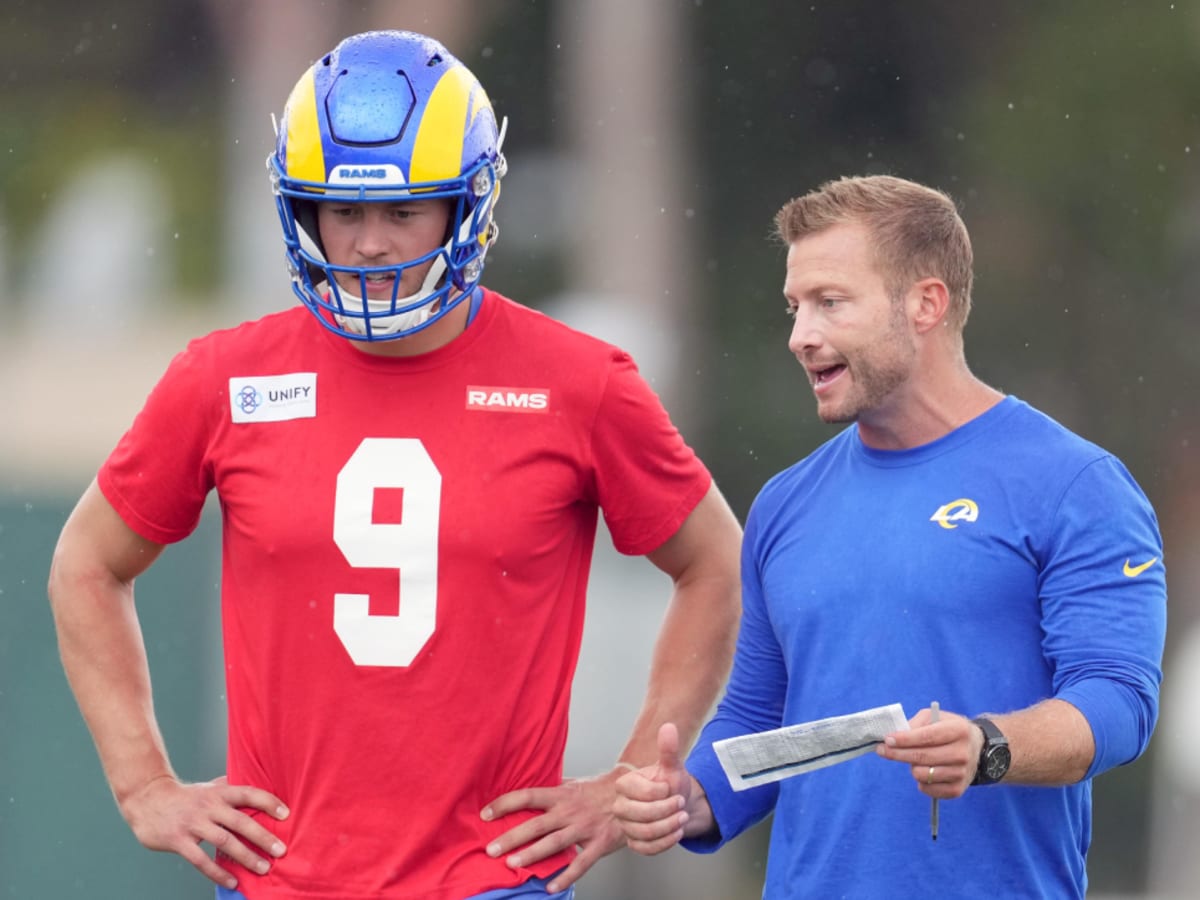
[973,715,1004,743]
[970,716,1011,786]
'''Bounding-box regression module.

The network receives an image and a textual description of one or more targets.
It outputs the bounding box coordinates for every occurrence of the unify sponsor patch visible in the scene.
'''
[229,373,317,423]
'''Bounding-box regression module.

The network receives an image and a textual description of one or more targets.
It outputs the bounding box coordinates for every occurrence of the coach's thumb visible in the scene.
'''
[655,722,683,780]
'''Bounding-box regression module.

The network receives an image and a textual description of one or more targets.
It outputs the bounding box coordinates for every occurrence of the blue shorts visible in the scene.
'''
[217,875,574,899]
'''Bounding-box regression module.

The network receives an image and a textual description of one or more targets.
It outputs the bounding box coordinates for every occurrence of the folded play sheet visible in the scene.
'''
[714,703,909,791]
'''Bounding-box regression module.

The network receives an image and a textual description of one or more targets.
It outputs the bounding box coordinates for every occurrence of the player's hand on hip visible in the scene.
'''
[613,722,698,856]
[481,769,627,893]
[119,774,289,890]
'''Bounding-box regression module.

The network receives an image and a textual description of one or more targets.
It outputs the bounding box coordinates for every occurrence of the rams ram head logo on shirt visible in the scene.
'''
[930,498,979,530]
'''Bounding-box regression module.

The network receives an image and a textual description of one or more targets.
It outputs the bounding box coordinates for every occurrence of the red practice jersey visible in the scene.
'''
[98,290,711,900]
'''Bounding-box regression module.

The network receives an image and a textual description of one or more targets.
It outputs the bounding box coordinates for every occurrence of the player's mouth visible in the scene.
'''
[361,271,399,298]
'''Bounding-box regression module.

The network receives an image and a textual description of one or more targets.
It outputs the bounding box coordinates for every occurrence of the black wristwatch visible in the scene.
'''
[970,716,1011,785]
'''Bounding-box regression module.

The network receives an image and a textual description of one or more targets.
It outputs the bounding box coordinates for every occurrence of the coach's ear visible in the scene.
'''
[909,277,950,335]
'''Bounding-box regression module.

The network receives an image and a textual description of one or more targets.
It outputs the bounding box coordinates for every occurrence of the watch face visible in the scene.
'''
[984,745,1012,781]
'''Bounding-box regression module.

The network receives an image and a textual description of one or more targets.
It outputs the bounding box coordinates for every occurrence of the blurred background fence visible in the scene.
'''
[2,1,1197,897]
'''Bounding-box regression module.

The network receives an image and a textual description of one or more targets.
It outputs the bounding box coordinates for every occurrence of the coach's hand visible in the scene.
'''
[481,769,627,893]
[119,774,288,890]
[875,706,981,799]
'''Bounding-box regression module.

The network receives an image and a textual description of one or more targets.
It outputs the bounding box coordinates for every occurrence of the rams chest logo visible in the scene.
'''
[930,498,979,530]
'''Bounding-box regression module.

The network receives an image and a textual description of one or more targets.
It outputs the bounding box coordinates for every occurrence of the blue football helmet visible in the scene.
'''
[268,30,506,341]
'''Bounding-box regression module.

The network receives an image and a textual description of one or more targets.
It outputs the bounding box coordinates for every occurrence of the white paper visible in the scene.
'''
[714,702,909,791]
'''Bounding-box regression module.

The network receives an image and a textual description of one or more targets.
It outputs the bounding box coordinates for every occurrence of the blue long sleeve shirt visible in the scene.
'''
[685,397,1166,899]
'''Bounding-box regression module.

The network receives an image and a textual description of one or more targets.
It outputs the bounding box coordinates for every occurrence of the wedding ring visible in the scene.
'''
[927,766,936,784]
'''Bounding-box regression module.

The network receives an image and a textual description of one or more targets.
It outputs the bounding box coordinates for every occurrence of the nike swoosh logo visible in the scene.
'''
[1123,557,1159,577]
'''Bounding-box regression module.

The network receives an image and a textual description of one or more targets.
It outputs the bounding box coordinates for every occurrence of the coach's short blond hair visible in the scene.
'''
[774,175,974,329]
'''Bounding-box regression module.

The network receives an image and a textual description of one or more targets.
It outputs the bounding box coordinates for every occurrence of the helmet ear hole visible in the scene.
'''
[440,200,457,246]
[293,199,326,282]
[294,200,321,252]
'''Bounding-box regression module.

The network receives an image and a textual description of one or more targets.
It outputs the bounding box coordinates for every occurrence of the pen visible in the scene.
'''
[930,701,940,841]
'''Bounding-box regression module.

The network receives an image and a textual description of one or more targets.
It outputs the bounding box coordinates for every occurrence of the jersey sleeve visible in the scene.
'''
[588,351,710,556]
[1039,456,1167,777]
[682,498,788,852]
[97,341,218,544]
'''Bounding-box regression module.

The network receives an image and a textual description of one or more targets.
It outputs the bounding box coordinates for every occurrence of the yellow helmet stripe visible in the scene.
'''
[411,64,486,185]
[285,67,325,184]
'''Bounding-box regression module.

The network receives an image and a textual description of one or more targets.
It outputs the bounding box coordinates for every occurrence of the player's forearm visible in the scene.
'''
[618,578,740,766]
[49,564,176,806]
[990,699,1094,785]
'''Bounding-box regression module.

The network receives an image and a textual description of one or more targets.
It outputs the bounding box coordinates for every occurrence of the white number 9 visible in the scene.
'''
[332,438,441,667]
